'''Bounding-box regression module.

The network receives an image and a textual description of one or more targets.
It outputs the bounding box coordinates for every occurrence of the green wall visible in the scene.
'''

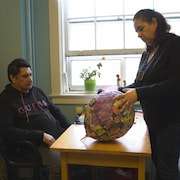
[20,0,51,94]
[0,0,51,93]
[0,0,75,121]
[29,0,51,94]
[0,0,22,90]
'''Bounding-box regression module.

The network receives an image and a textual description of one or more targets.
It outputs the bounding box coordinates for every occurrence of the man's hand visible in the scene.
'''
[43,133,55,146]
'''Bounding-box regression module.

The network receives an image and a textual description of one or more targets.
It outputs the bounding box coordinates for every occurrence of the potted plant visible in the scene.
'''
[80,63,102,91]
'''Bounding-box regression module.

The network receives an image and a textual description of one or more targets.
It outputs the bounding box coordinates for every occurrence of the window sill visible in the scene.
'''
[50,91,141,110]
[50,91,97,104]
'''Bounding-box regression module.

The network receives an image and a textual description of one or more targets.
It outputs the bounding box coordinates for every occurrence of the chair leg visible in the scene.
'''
[7,166,19,180]
[39,166,50,180]
[33,167,41,180]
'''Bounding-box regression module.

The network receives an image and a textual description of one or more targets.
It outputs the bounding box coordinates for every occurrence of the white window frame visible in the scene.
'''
[49,0,97,104]
[48,0,143,104]
[48,0,180,104]
[63,1,145,91]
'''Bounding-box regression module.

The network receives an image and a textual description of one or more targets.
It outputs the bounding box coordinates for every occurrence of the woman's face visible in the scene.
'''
[134,18,158,45]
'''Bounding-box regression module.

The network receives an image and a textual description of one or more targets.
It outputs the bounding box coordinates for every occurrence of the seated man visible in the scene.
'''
[0,58,71,180]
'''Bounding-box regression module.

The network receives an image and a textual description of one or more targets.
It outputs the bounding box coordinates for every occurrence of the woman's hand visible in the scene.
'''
[114,88,138,112]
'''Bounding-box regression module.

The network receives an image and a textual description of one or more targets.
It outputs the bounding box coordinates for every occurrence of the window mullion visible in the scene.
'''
[94,0,97,50]
[66,49,144,57]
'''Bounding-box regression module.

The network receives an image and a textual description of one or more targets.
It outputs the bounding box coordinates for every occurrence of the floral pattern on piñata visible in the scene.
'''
[84,91,135,141]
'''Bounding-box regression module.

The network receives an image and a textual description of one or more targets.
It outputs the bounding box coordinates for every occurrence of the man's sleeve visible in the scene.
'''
[48,102,71,128]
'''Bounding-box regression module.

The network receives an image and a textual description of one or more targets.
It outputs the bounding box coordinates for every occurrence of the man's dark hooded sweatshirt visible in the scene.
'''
[0,85,70,145]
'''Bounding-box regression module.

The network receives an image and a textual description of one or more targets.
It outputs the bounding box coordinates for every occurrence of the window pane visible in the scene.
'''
[125,20,145,49]
[96,21,123,49]
[124,0,153,15]
[66,0,94,18]
[70,58,105,86]
[97,59,121,86]
[68,55,141,90]
[124,56,141,85]
[168,18,180,36]
[70,58,121,87]
[154,0,180,13]
[68,23,95,50]
[96,0,123,16]
[71,60,87,86]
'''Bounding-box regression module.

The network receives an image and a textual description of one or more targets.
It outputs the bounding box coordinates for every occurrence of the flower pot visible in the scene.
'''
[84,79,96,91]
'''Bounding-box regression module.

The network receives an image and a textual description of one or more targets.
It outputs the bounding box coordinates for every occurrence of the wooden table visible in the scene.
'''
[51,112,151,180]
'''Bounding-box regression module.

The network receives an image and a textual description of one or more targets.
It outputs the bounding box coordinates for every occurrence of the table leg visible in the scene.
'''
[138,158,145,180]
[61,153,68,180]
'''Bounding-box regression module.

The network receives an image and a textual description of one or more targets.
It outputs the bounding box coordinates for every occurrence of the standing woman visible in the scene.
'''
[117,9,180,180]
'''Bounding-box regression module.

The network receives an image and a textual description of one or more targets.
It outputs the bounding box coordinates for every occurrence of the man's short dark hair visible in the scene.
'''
[8,58,31,82]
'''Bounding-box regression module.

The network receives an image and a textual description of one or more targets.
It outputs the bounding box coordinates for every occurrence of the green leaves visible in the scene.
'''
[80,63,102,80]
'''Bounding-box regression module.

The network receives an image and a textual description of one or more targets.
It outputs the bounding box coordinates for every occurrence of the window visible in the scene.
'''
[67,54,141,91]
[55,0,180,94]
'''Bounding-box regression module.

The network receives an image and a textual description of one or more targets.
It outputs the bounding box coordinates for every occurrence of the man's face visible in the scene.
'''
[11,67,33,93]
[134,18,157,45]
